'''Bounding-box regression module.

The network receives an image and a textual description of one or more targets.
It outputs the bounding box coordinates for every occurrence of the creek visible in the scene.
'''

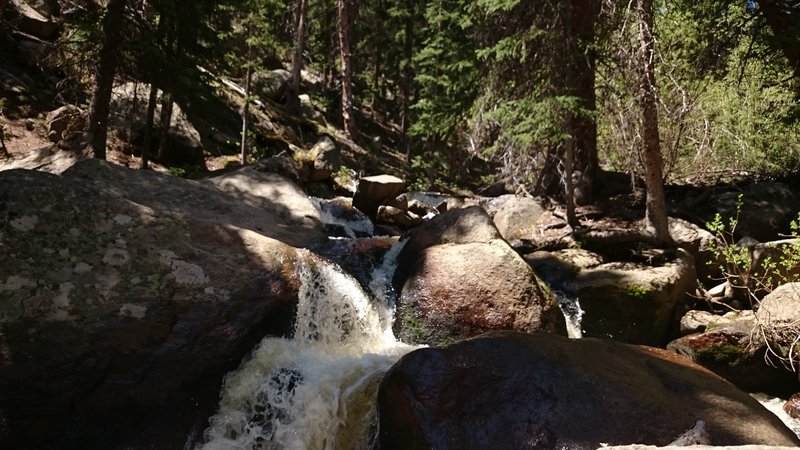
[201,242,416,450]
[197,218,798,448]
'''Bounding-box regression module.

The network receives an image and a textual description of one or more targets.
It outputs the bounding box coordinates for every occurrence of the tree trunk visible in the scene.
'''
[241,59,253,165]
[401,0,415,162]
[140,10,166,170]
[87,0,127,160]
[287,0,309,113]
[140,83,158,169]
[564,123,578,228]
[338,0,357,138]
[157,93,173,162]
[568,0,599,205]
[636,0,672,246]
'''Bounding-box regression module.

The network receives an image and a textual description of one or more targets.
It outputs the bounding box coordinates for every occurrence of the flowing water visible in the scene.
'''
[752,393,800,439]
[201,248,415,450]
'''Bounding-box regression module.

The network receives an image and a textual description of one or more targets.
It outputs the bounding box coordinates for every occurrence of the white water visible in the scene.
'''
[201,249,414,450]
[752,393,800,439]
[554,291,584,339]
[310,197,374,238]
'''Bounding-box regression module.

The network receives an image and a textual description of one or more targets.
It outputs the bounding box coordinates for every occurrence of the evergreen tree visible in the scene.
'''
[87,0,128,160]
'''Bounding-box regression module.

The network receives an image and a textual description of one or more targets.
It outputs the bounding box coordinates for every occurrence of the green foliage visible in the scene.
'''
[706,194,800,301]
[410,0,479,143]
[598,0,800,182]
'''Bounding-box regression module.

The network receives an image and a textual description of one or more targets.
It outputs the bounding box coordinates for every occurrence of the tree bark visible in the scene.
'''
[140,83,158,169]
[338,0,357,138]
[156,92,173,161]
[636,0,672,246]
[568,0,599,205]
[241,59,253,165]
[87,0,127,160]
[401,0,415,161]
[287,0,309,114]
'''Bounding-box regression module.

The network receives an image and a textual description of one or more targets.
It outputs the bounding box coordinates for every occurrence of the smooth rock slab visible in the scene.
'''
[378,332,800,449]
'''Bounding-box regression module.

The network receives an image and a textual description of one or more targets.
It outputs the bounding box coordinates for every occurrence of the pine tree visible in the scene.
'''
[87,0,128,160]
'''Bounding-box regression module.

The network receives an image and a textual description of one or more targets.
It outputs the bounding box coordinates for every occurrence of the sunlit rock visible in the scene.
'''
[392,206,566,345]
[0,160,325,448]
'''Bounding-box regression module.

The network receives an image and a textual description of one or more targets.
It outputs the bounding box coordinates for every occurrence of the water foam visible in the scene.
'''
[201,251,414,450]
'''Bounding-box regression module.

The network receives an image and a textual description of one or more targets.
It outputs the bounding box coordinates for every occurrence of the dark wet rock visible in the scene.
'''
[785,393,800,419]
[0,160,325,448]
[378,332,800,449]
[668,310,800,396]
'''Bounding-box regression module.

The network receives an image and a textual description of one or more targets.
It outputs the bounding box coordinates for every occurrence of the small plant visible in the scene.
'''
[705,195,800,372]
[706,195,800,304]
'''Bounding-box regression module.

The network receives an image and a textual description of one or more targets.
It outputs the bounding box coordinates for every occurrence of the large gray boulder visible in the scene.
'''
[110,82,205,166]
[0,160,326,448]
[491,195,547,241]
[378,332,800,449]
[45,104,85,143]
[392,206,566,345]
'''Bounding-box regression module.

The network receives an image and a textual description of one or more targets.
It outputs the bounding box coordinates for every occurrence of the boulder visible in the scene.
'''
[252,69,291,101]
[376,205,421,228]
[757,283,800,325]
[9,0,58,40]
[392,207,566,345]
[310,196,374,238]
[669,217,717,283]
[110,83,204,166]
[305,135,341,182]
[0,160,326,448]
[352,174,405,219]
[255,154,306,184]
[0,145,90,174]
[562,248,697,345]
[692,182,800,243]
[668,309,799,396]
[378,332,800,449]
[491,195,547,241]
[45,104,85,143]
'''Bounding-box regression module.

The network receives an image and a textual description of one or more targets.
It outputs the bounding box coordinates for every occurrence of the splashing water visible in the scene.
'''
[752,393,800,439]
[201,250,414,450]
[554,291,584,339]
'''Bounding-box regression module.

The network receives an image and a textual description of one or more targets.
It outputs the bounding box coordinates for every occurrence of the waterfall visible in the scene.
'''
[201,248,414,450]
[554,291,584,339]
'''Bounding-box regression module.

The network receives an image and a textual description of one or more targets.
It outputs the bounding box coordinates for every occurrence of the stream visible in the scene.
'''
[198,215,800,448]
[201,244,416,450]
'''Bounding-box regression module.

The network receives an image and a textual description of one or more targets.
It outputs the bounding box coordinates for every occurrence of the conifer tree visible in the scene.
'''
[87,0,128,160]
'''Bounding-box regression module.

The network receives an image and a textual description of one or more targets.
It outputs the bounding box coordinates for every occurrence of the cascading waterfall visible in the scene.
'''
[553,291,584,339]
[201,246,414,450]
